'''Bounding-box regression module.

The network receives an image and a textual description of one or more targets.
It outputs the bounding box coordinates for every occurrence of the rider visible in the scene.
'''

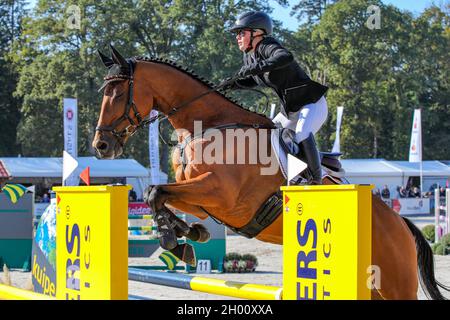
[225,11,329,184]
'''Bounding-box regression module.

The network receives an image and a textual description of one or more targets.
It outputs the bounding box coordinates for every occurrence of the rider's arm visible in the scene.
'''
[246,42,294,76]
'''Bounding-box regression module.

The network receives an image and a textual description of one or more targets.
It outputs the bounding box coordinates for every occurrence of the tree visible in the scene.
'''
[302,0,449,159]
[0,0,27,156]
[291,0,338,25]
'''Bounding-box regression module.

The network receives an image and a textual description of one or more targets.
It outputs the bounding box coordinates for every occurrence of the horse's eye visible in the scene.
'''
[114,92,125,99]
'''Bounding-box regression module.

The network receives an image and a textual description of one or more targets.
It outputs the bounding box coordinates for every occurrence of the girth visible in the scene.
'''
[228,191,283,238]
[200,190,283,239]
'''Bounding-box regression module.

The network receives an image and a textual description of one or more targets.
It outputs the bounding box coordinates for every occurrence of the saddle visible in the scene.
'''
[271,127,345,182]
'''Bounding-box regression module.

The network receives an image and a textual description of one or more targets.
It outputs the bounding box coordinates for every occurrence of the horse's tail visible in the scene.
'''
[402,217,450,300]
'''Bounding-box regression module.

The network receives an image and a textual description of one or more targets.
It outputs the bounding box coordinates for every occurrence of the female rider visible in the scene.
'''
[225,11,329,184]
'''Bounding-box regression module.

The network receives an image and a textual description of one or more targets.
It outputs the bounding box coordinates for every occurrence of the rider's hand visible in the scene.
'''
[236,65,253,78]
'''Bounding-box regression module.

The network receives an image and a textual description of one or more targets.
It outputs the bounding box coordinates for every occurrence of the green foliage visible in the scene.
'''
[288,0,450,158]
[241,253,259,264]
[291,0,338,25]
[421,224,435,243]
[0,0,27,156]
[432,242,445,255]
[223,252,258,273]
[432,233,450,255]
[440,233,450,248]
[224,252,242,261]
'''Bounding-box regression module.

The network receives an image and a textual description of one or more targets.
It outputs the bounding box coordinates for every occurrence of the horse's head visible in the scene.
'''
[93,45,153,159]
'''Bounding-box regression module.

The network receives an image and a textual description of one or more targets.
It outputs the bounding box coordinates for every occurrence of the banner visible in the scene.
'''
[149,110,160,185]
[332,106,344,153]
[128,202,152,216]
[63,98,79,186]
[409,109,422,162]
[391,198,430,215]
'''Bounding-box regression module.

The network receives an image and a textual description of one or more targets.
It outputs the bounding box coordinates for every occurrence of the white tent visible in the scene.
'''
[387,161,450,191]
[0,157,149,178]
[341,159,403,195]
[341,159,450,195]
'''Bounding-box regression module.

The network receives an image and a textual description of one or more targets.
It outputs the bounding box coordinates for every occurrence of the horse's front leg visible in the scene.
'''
[144,172,226,266]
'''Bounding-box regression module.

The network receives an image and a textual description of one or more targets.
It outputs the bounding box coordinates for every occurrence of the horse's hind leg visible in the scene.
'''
[372,197,419,299]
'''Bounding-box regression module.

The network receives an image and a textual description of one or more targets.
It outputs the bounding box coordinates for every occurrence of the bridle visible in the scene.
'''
[95,60,152,140]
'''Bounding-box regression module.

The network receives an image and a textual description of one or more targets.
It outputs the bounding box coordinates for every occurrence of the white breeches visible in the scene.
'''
[272,96,328,144]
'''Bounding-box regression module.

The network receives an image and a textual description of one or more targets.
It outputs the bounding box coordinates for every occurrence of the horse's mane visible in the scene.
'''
[133,56,270,121]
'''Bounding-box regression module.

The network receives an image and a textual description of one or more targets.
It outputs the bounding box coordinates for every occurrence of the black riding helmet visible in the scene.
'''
[230,11,273,35]
[230,11,273,52]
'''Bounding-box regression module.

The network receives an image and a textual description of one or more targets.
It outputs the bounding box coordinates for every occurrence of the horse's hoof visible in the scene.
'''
[159,236,178,250]
[189,223,211,243]
[170,244,196,267]
[158,227,178,250]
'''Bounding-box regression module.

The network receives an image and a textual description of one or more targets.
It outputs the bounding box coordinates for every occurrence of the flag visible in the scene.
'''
[80,167,90,186]
[332,106,344,154]
[62,150,79,186]
[63,98,79,186]
[1,184,27,204]
[149,110,160,185]
[409,109,422,162]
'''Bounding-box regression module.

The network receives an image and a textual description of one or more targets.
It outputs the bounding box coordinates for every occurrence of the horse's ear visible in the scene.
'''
[109,44,127,67]
[98,50,114,68]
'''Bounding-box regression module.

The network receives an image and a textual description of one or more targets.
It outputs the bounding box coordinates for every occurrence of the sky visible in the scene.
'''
[270,0,442,30]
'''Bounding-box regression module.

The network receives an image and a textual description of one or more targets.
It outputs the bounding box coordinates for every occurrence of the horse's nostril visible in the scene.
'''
[95,140,109,151]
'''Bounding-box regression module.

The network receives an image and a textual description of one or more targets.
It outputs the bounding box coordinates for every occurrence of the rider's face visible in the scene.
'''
[235,29,251,52]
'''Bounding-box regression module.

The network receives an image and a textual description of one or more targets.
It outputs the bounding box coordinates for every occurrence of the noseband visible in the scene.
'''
[95,60,147,140]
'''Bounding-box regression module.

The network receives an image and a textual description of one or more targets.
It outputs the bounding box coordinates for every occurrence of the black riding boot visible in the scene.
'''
[298,133,322,185]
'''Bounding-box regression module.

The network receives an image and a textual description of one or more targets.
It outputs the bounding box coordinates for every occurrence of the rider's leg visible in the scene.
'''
[272,111,300,131]
[293,96,328,185]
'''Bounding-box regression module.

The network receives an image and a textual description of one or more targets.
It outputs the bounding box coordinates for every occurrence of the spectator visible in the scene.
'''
[440,187,446,198]
[129,187,137,202]
[42,193,50,203]
[381,185,390,199]
[397,186,407,198]
[410,186,421,198]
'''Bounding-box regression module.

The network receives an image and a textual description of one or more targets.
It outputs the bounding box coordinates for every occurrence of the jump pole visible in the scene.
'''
[128,268,282,300]
[0,283,55,300]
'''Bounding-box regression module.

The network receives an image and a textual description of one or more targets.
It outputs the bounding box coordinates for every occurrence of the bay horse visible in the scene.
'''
[92,46,448,300]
